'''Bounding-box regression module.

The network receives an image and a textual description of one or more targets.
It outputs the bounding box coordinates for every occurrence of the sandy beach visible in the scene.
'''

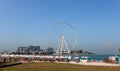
[56,61,119,66]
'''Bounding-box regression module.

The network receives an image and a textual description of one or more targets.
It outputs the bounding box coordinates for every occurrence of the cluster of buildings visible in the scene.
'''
[0,45,94,55]
[13,46,92,55]
[15,46,54,55]
[12,45,94,55]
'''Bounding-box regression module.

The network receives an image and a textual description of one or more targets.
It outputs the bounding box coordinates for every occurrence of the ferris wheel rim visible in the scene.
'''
[48,22,77,51]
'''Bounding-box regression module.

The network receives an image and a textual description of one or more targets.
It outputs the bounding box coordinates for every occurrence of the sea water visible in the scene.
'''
[71,54,116,61]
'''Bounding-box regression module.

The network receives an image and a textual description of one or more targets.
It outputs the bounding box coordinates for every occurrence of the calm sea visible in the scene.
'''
[72,54,117,60]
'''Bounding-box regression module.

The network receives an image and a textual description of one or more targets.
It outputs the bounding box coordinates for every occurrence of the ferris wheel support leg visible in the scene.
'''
[58,38,62,53]
[64,38,70,54]
[60,38,64,55]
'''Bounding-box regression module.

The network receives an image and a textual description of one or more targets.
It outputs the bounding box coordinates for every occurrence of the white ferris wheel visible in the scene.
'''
[48,22,77,55]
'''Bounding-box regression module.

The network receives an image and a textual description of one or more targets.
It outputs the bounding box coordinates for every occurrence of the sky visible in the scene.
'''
[0,0,120,54]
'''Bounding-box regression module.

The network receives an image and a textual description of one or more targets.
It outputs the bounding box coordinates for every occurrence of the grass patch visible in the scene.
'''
[0,62,120,71]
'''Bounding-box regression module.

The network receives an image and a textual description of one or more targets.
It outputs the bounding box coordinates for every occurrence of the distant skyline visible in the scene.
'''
[0,0,120,54]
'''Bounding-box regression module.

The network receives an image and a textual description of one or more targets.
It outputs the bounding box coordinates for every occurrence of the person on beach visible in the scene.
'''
[67,59,70,63]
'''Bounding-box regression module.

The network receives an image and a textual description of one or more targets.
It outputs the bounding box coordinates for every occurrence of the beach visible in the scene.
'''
[56,61,118,66]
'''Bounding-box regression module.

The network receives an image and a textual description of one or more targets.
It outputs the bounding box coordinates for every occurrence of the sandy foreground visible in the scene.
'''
[55,61,119,66]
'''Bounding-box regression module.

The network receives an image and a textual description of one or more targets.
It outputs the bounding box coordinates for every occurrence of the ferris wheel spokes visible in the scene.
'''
[56,35,70,55]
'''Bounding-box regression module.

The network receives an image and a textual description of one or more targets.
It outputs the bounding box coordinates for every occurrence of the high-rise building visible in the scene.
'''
[27,46,41,54]
[17,46,41,54]
[28,46,40,52]
[18,46,27,54]
[47,47,54,54]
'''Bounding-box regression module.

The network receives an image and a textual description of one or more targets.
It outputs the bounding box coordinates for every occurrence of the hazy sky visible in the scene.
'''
[0,0,120,54]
